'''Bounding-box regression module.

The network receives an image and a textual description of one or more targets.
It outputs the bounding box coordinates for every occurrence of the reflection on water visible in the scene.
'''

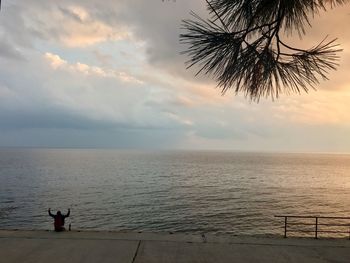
[0,149,350,236]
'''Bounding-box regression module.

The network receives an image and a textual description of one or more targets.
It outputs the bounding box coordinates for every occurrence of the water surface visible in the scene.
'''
[1,149,350,236]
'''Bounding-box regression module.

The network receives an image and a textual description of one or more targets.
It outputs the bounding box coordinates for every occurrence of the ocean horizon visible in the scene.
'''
[1,148,350,236]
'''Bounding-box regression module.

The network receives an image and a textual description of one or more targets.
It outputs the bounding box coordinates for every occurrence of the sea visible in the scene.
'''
[1,149,350,237]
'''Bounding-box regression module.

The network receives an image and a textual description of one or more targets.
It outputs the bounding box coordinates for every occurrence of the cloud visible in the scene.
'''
[45,53,67,69]
[0,84,16,99]
[59,5,90,22]
[0,48,195,133]
[0,0,349,151]
[0,39,25,61]
[52,5,132,47]
[92,49,113,66]
[163,111,194,127]
[1,1,132,48]
[270,91,350,125]
[44,52,143,84]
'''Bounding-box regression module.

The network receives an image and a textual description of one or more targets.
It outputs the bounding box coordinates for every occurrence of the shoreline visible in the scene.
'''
[1,227,349,241]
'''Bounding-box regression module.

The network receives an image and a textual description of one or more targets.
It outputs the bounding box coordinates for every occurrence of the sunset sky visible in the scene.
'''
[0,0,349,152]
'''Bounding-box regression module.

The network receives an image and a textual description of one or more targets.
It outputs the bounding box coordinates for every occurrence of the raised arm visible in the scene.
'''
[48,208,54,218]
[65,208,70,218]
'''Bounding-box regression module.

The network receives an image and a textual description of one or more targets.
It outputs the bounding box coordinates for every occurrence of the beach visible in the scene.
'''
[1,230,350,262]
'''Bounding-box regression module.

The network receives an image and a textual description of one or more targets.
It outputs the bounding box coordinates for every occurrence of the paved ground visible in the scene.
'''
[1,230,350,262]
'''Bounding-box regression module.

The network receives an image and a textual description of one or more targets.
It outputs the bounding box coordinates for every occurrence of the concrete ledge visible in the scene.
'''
[1,230,350,262]
[0,230,203,243]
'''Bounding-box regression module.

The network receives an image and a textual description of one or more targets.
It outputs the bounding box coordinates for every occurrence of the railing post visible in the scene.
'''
[276,215,350,239]
[284,216,287,238]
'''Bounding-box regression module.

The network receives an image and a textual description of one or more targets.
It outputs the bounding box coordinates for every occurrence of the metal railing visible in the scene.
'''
[275,215,350,239]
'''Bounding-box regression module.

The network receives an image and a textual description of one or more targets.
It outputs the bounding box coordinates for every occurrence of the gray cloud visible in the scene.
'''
[0,39,25,61]
[0,0,349,151]
[0,108,115,130]
[0,127,185,149]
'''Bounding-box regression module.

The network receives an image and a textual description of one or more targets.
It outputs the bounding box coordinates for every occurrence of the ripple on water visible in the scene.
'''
[1,149,350,236]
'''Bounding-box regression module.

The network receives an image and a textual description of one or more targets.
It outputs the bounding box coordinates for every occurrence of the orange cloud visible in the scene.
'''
[44,52,143,84]
[32,5,132,47]
[271,90,350,125]
[59,7,131,47]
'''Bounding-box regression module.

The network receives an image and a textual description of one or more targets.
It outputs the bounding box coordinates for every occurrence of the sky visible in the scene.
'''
[0,0,349,152]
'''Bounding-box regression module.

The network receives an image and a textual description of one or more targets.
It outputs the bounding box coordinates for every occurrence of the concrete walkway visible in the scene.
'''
[1,230,350,262]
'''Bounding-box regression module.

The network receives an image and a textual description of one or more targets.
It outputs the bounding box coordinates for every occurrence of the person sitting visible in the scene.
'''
[48,208,70,232]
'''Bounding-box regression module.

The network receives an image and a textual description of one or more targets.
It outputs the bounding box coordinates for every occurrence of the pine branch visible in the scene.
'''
[180,0,348,101]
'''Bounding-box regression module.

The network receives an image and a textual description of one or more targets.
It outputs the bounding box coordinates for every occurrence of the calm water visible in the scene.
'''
[1,149,350,236]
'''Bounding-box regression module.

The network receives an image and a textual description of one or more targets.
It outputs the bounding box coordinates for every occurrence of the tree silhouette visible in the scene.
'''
[180,0,348,101]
